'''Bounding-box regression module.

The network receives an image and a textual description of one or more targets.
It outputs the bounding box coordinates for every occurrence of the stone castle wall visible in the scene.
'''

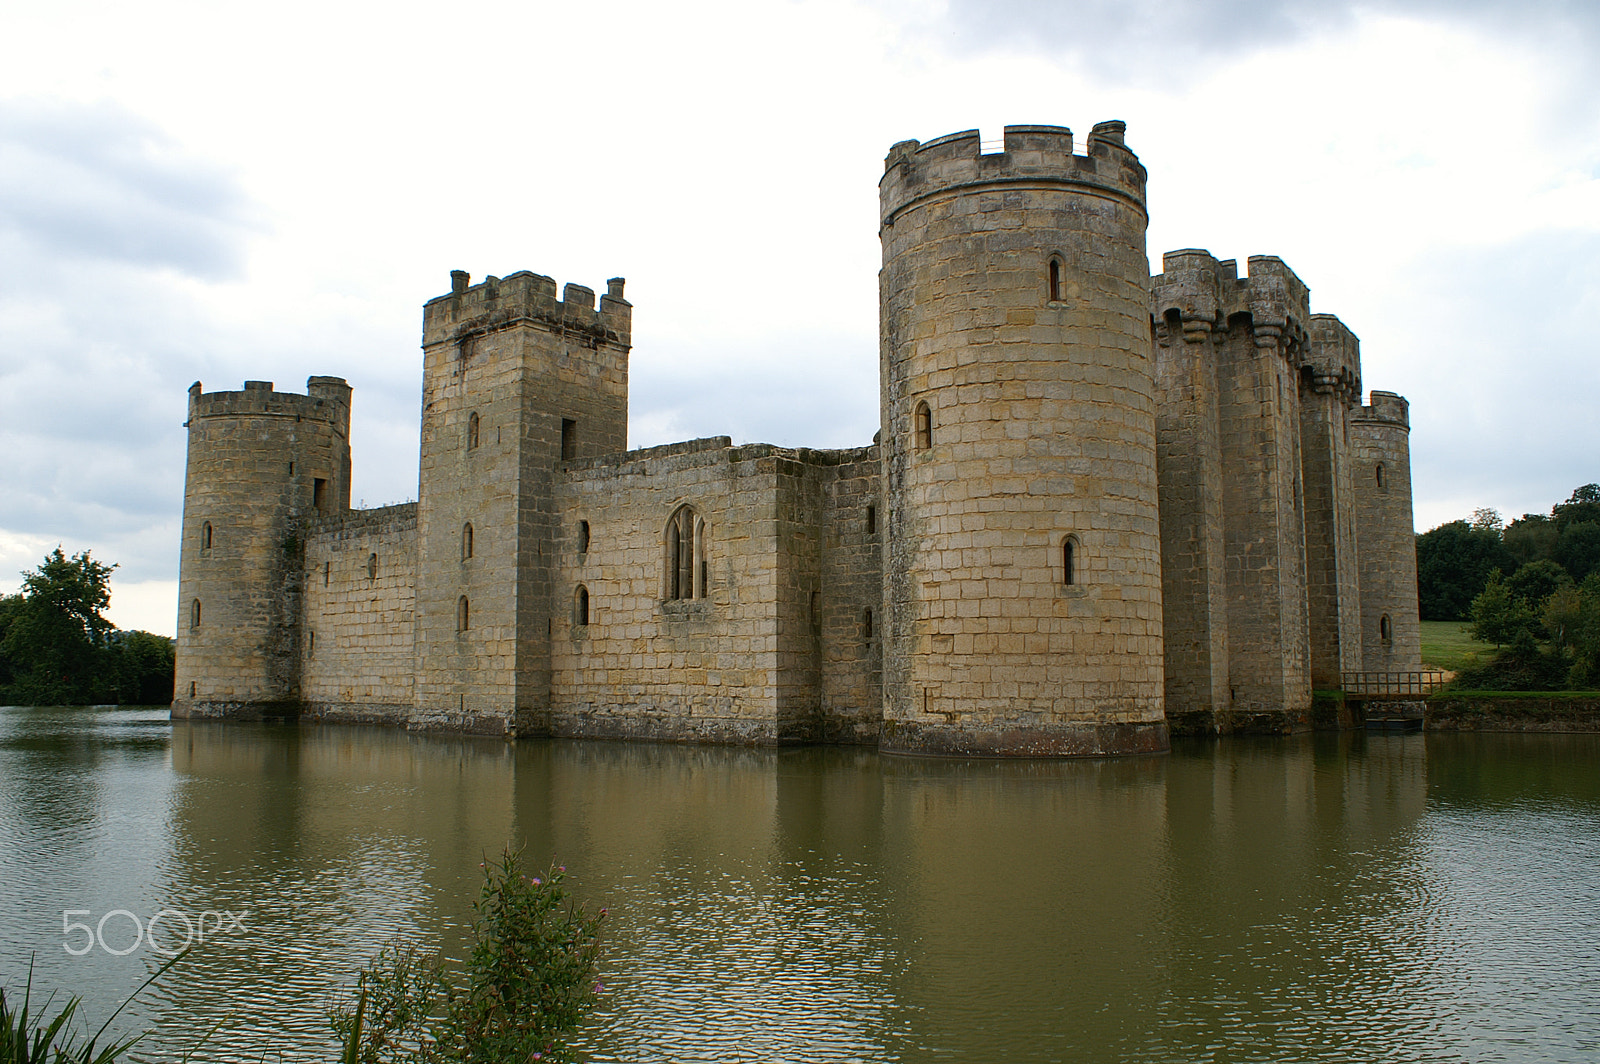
[301,504,418,723]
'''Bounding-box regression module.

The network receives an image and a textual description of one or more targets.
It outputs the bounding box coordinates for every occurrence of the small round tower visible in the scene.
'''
[878,123,1167,756]
[1351,390,1420,673]
[172,377,352,718]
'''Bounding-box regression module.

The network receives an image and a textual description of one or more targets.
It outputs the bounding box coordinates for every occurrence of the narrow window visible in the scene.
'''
[462,522,474,560]
[561,418,577,460]
[201,521,213,551]
[1376,463,1387,490]
[866,505,876,535]
[313,478,328,512]
[695,517,708,598]
[189,681,196,698]
[575,585,590,627]
[1048,257,1063,302]
[367,553,378,580]
[665,505,702,600]
[914,401,932,451]
[578,520,590,555]
[1380,614,1393,645]
[467,412,480,451]
[288,462,294,475]
[308,630,316,657]
[863,608,874,639]
[190,599,201,629]
[458,596,470,632]
[1062,536,1077,586]
[324,561,330,587]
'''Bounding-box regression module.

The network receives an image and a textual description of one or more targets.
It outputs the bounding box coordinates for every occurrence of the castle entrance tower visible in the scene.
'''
[413,271,630,734]
[877,124,1168,756]
[172,377,352,718]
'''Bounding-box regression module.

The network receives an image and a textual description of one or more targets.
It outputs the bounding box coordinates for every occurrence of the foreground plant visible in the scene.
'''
[1,951,186,1064]
[331,852,605,1064]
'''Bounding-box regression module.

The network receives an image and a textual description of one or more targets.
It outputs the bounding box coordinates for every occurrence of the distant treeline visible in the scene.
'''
[1418,484,1600,690]
[1417,485,1600,621]
[0,548,174,706]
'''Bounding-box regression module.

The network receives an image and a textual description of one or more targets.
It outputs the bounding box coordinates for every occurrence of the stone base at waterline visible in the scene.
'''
[879,718,1170,758]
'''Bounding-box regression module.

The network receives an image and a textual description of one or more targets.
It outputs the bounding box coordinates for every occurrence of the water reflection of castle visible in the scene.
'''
[172,122,1420,755]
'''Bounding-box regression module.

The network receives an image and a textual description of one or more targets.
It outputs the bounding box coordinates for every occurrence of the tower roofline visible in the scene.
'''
[422,269,631,348]
[880,121,1146,229]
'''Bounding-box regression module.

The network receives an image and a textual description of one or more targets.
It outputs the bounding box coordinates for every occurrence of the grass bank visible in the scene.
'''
[1419,620,1483,672]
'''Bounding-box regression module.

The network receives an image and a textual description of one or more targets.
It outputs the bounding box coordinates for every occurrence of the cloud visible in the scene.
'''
[923,0,1600,76]
[631,332,879,452]
[0,99,257,278]
[1388,228,1600,531]
[0,100,263,612]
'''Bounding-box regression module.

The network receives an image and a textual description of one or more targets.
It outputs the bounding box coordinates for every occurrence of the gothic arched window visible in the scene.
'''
[665,505,705,601]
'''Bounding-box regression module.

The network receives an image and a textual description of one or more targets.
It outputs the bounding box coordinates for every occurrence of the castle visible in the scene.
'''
[171,122,1420,756]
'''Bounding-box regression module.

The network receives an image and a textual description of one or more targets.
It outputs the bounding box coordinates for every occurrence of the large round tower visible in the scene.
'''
[172,377,351,719]
[878,123,1167,756]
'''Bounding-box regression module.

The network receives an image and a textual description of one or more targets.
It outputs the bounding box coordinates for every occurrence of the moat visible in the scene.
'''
[2,706,1597,1062]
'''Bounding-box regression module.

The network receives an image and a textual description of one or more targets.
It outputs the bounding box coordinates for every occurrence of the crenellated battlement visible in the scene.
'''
[186,377,351,435]
[421,269,631,348]
[1152,249,1312,355]
[1354,390,1410,429]
[880,121,1146,228]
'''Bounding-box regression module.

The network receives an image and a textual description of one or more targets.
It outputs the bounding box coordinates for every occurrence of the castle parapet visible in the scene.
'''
[187,377,351,436]
[1307,315,1362,404]
[1355,390,1410,428]
[422,270,632,348]
[880,122,1147,228]
[1151,250,1311,355]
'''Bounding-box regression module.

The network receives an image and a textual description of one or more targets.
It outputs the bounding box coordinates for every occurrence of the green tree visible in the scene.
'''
[1553,483,1600,530]
[1555,521,1600,582]
[108,630,176,705]
[1416,519,1517,621]
[1558,572,1600,689]
[1503,512,1559,567]
[0,549,118,705]
[1505,558,1573,608]
[1469,569,1534,648]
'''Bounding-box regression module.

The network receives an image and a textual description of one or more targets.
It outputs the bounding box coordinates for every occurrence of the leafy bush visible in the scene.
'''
[331,851,605,1064]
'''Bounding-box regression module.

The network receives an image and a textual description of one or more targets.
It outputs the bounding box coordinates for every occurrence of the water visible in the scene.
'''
[1,706,1597,1062]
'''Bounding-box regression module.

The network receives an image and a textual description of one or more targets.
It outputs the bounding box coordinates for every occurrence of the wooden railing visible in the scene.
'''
[1343,671,1450,699]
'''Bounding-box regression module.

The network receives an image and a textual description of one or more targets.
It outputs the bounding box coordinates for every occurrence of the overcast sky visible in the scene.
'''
[2,0,1596,636]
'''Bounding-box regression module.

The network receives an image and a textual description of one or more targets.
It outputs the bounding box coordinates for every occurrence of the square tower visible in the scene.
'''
[413,270,630,734]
